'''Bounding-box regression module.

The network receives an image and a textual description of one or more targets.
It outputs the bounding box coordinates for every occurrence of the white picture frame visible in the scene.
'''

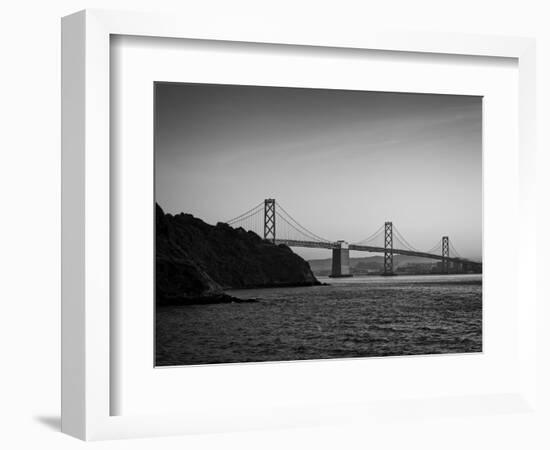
[61,9,537,441]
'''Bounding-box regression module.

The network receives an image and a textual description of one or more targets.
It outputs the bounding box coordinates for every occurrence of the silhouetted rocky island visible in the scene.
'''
[156,204,320,305]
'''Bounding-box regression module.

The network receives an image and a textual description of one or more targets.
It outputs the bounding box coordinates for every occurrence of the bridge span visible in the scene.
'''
[227,199,482,278]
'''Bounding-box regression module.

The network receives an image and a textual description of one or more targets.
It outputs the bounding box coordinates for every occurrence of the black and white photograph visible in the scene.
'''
[154,82,483,366]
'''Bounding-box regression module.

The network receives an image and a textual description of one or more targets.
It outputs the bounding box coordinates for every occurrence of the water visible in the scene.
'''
[155,274,482,366]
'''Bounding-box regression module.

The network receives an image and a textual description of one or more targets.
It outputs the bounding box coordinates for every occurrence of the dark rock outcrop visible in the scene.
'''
[156,204,320,305]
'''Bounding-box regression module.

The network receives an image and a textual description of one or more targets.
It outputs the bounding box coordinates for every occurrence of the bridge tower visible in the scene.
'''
[264,198,276,242]
[383,221,394,276]
[442,236,449,273]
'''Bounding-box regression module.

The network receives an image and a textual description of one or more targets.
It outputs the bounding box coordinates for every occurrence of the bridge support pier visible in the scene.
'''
[330,241,352,278]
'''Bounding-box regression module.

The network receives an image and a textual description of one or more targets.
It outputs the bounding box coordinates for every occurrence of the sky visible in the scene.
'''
[155,82,482,261]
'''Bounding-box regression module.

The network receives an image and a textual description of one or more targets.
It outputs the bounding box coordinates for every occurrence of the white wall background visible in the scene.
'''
[0,1,548,449]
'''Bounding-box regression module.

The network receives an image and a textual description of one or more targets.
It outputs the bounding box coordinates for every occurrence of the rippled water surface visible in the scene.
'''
[155,274,482,366]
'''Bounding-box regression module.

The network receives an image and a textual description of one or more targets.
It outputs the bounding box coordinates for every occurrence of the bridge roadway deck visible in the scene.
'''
[273,239,481,267]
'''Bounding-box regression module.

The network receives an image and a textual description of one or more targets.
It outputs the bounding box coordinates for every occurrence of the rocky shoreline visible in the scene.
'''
[157,293,259,306]
[156,204,321,306]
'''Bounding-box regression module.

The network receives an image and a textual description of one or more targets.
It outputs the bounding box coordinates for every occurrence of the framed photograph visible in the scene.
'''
[62,9,537,440]
[153,82,484,367]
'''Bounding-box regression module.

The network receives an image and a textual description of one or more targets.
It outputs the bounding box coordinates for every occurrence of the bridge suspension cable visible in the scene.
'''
[275,202,331,243]
[392,225,421,253]
[425,240,442,254]
[449,241,463,259]
[226,201,264,225]
[354,224,385,245]
[274,211,323,242]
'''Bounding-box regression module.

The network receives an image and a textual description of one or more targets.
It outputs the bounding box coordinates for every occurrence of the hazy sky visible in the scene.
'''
[155,83,482,261]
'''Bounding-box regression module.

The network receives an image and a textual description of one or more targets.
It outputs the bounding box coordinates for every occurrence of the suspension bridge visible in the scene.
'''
[226,199,482,277]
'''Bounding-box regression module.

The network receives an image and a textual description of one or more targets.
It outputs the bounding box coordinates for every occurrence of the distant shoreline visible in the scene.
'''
[312,271,483,278]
